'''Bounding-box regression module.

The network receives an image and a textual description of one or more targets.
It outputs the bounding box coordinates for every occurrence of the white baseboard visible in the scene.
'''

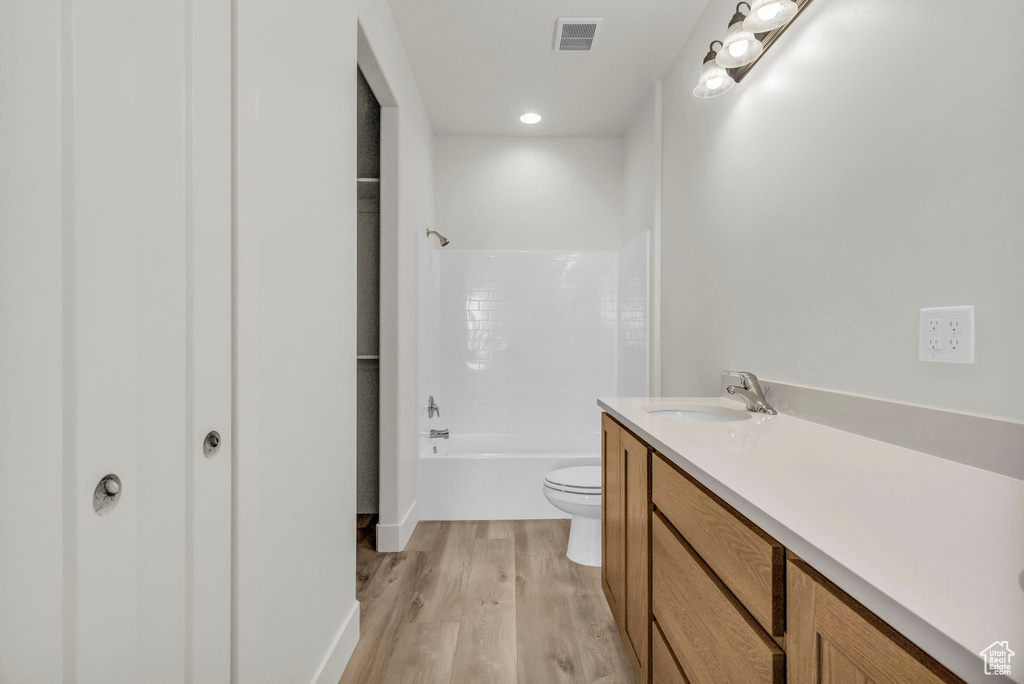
[310,599,360,684]
[375,498,418,552]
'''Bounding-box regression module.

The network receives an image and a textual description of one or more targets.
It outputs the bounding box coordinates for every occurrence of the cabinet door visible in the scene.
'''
[787,559,961,684]
[623,429,651,683]
[601,413,625,624]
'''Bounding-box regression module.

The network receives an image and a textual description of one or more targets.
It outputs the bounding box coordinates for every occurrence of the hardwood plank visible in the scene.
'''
[515,554,585,684]
[404,520,448,554]
[355,523,384,598]
[653,453,785,636]
[477,520,514,539]
[378,622,460,684]
[564,560,636,684]
[407,522,478,623]
[652,512,783,684]
[340,551,427,684]
[345,520,638,684]
[450,538,517,684]
[514,519,570,559]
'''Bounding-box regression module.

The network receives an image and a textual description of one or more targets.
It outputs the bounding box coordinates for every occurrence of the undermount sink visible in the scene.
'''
[642,402,750,422]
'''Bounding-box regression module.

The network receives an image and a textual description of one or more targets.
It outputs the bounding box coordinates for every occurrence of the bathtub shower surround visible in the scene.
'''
[438,250,618,439]
[617,232,650,398]
[418,240,651,520]
[417,230,441,432]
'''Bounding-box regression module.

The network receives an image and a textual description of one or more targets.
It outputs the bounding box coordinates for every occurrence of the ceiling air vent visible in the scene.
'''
[553,18,603,52]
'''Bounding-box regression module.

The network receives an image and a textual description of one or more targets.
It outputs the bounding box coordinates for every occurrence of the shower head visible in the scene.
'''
[426,229,450,247]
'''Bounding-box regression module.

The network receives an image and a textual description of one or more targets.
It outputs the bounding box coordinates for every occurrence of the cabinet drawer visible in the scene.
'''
[652,512,784,684]
[652,621,689,684]
[652,453,784,636]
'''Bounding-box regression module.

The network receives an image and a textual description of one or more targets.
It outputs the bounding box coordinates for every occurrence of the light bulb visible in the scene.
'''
[519,112,542,124]
[706,77,724,90]
[744,0,798,32]
[728,39,749,57]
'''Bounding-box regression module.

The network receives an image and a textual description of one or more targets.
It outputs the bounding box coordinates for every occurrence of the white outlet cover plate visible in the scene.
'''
[919,305,974,364]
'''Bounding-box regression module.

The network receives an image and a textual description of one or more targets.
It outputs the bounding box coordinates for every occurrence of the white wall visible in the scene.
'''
[622,93,657,246]
[434,136,624,251]
[357,0,436,551]
[658,0,1024,422]
[235,0,435,679]
[234,1,361,682]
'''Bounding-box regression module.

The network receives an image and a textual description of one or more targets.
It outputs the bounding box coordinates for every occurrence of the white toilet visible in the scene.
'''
[543,465,602,567]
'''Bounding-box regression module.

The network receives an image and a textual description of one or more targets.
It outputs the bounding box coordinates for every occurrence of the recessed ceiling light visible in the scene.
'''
[520,113,542,124]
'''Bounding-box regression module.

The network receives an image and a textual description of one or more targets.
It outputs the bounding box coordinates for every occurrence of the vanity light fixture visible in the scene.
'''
[520,112,542,124]
[716,3,763,69]
[693,0,813,98]
[743,0,798,32]
[693,42,736,98]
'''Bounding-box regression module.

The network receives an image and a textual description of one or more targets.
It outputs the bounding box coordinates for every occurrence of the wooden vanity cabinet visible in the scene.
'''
[787,557,963,684]
[600,412,965,684]
[601,414,650,684]
[601,413,625,625]
[622,428,651,682]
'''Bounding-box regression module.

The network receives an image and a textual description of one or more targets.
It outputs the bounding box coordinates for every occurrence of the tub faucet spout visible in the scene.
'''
[429,429,450,439]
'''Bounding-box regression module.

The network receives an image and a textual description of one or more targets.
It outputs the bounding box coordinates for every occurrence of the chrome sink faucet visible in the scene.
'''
[723,371,777,415]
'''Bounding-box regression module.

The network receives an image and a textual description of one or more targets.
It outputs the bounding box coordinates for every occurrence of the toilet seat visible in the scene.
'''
[544,466,601,495]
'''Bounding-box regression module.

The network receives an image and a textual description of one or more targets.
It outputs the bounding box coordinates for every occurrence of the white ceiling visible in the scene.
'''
[386,0,709,137]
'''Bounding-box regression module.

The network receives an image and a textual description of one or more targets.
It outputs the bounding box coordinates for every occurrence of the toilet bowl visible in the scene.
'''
[543,466,602,567]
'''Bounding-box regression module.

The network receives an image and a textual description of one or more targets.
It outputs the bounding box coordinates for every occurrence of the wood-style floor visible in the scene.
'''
[339,518,637,684]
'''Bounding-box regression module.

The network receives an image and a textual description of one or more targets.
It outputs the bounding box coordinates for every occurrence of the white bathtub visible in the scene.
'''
[418,432,601,520]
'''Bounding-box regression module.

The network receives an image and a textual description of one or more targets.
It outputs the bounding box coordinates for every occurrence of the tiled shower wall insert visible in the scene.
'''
[417,232,441,433]
[617,232,650,397]
[438,251,619,442]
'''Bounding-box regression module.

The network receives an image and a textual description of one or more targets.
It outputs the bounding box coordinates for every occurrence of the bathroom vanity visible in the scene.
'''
[600,397,1024,684]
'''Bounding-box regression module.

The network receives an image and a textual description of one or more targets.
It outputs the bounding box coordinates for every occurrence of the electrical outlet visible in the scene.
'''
[919,306,974,363]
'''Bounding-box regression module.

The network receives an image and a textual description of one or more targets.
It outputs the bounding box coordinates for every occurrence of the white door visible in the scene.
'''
[0,2,232,683]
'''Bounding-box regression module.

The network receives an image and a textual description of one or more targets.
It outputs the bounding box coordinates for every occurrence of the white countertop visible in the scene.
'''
[598,396,1024,684]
